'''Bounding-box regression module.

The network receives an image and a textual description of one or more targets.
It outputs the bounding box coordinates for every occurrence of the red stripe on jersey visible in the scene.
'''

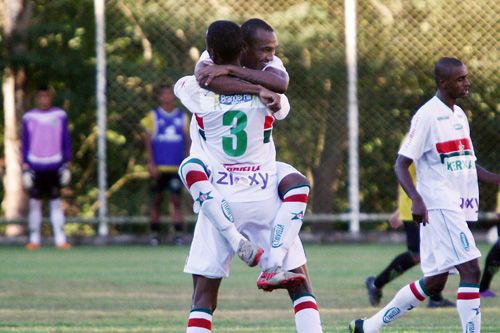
[457,292,480,300]
[264,115,274,129]
[294,301,318,313]
[409,282,425,301]
[195,114,204,129]
[283,194,309,203]
[435,138,472,154]
[187,318,212,329]
[186,171,208,188]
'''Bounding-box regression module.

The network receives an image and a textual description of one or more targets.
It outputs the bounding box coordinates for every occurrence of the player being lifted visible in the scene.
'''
[194,18,311,291]
[175,20,322,333]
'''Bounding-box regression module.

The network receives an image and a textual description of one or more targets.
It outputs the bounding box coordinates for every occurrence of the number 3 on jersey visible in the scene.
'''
[222,110,247,157]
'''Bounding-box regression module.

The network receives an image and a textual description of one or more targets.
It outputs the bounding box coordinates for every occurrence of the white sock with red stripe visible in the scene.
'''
[364,279,428,333]
[186,308,212,333]
[179,157,244,252]
[293,293,323,333]
[267,185,309,269]
[456,283,481,333]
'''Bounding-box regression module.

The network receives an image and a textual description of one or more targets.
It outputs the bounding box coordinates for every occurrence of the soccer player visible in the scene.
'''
[175,20,323,333]
[141,84,190,245]
[350,57,500,333]
[194,18,311,291]
[22,86,72,250]
[479,189,500,297]
[365,155,454,308]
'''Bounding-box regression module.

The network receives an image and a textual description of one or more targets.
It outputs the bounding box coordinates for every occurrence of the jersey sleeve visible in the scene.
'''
[272,94,290,120]
[399,111,431,160]
[263,56,287,74]
[174,76,204,114]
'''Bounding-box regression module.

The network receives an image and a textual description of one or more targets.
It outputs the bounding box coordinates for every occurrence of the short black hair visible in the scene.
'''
[241,18,274,44]
[434,57,463,86]
[206,20,243,63]
[154,83,172,96]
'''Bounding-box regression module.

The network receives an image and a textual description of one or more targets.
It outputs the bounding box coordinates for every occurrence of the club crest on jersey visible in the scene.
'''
[271,224,284,248]
[196,191,213,206]
[291,211,304,221]
[460,232,470,251]
[382,307,401,323]
[219,94,252,105]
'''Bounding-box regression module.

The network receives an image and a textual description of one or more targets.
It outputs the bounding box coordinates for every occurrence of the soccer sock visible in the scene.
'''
[364,279,428,333]
[179,158,244,252]
[49,198,67,245]
[293,293,323,333]
[28,199,42,244]
[267,185,309,269]
[479,241,500,291]
[374,251,417,289]
[456,283,481,332]
[186,308,212,333]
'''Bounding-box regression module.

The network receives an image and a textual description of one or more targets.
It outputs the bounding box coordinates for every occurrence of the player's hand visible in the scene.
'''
[58,164,71,186]
[22,169,34,190]
[411,195,429,225]
[148,163,159,179]
[388,210,403,229]
[259,87,281,112]
[197,65,231,87]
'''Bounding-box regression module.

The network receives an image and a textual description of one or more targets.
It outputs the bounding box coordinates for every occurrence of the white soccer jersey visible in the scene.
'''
[197,50,287,73]
[175,75,289,201]
[399,96,479,221]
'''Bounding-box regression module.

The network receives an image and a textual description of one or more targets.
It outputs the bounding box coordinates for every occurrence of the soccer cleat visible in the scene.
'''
[237,239,264,267]
[480,289,497,298]
[349,319,365,333]
[56,242,72,250]
[365,276,383,306]
[427,298,455,308]
[256,267,306,291]
[25,242,41,250]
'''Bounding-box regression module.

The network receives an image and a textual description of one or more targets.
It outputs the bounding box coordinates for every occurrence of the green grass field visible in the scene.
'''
[0,243,499,332]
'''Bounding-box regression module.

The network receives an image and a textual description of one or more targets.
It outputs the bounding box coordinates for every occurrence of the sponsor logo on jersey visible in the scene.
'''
[221,200,234,222]
[219,94,252,105]
[446,158,475,172]
[271,224,284,248]
[460,232,470,251]
[466,321,475,333]
[437,115,450,121]
[454,123,463,130]
[224,164,261,172]
[460,197,479,211]
[216,171,269,189]
[382,307,401,323]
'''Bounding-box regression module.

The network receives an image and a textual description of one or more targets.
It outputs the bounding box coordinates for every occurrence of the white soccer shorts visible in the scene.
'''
[184,194,307,278]
[420,209,481,277]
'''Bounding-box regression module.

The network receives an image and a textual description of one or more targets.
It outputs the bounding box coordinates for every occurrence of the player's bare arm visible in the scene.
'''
[198,63,289,93]
[476,164,500,185]
[395,154,428,225]
[258,86,281,112]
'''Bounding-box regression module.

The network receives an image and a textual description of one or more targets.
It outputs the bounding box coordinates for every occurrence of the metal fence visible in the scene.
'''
[99,0,499,226]
[2,0,497,231]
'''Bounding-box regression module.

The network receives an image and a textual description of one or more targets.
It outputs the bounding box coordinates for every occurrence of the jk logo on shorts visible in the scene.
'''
[291,211,304,221]
[460,232,470,251]
[382,307,400,323]
[196,191,213,206]
[221,200,234,222]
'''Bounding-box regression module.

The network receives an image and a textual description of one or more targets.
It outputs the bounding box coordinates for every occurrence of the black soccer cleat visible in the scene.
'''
[349,319,365,333]
[427,298,455,308]
[365,276,383,306]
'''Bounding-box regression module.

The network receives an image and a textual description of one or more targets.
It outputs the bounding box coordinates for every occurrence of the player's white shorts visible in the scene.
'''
[420,209,481,277]
[184,195,307,278]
